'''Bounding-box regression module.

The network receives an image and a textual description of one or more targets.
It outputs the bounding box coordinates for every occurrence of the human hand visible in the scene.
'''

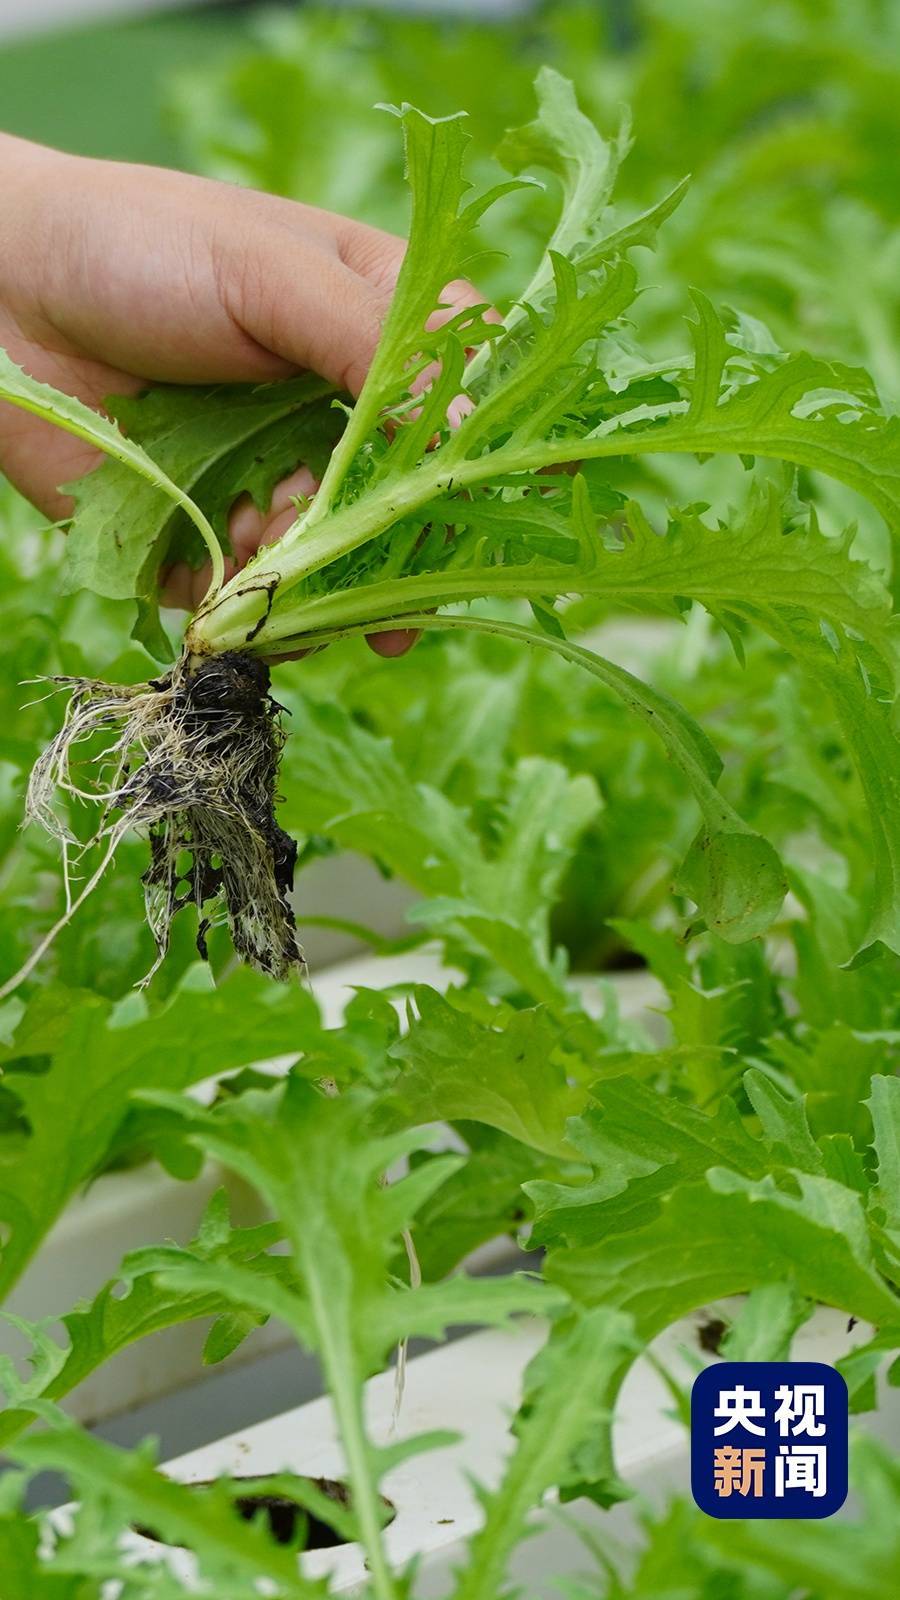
[0,133,484,655]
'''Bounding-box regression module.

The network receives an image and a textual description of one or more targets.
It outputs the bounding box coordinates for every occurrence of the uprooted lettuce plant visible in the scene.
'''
[1,68,898,998]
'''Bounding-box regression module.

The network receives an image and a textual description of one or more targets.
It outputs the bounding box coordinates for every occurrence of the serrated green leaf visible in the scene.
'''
[526,1076,769,1249]
[388,987,586,1158]
[868,1075,900,1235]
[720,1283,813,1362]
[453,1307,636,1600]
[396,612,790,946]
[280,697,599,1003]
[743,1066,825,1175]
[0,347,224,595]
[494,66,632,317]
[11,1421,326,1594]
[0,1197,285,1452]
[0,969,322,1299]
[63,375,334,603]
[548,1168,900,1334]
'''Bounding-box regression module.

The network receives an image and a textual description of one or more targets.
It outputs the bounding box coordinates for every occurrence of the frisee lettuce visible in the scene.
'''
[0,70,896,978]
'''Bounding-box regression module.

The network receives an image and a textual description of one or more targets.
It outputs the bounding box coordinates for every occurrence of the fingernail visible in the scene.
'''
[448,393,474,429]
[367,629,421,657]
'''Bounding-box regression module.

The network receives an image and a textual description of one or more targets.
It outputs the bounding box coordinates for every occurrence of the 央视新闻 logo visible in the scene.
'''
[691,1361,848,1518]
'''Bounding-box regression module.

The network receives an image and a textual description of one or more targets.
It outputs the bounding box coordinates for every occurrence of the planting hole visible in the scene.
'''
[135,1475,394,1551]
[697,1316,728,1355]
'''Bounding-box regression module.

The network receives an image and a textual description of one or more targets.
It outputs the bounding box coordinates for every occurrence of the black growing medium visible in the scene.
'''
[696,1316,728,1356]
[141,653,301,975]
[135,1474,394,1550]
[18,650,305,990]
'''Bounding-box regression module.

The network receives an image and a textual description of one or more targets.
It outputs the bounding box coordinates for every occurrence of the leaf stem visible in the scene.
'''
[189,386,896,655]
[265,610,744,839]
[0,358,226,597]
[304,1270,398,1600]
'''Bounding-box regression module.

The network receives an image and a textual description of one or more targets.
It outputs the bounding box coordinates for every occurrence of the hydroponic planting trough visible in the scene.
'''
[74,1308,892,1594]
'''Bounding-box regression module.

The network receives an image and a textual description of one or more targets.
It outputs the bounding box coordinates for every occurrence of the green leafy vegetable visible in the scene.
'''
[6,67,890,982]
[130,1074,559,1597]
[0,968,322,1298]
[0,1191,285,1451]
[0,346,224,593]
[62,374,338,649]
[389,986,586,1158]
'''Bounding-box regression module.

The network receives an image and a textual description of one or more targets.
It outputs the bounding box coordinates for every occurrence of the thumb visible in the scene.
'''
[219,220,395,398]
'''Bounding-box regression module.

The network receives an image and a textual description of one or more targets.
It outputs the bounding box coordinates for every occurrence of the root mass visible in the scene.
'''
[25,651,303,985]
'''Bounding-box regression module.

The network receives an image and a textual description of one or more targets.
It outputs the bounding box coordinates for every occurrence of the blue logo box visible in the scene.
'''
[691,1361,848,1518]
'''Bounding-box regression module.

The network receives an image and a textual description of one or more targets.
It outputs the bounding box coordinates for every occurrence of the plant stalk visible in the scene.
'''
[297,1253,397,1600]
[188,404,891,657]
